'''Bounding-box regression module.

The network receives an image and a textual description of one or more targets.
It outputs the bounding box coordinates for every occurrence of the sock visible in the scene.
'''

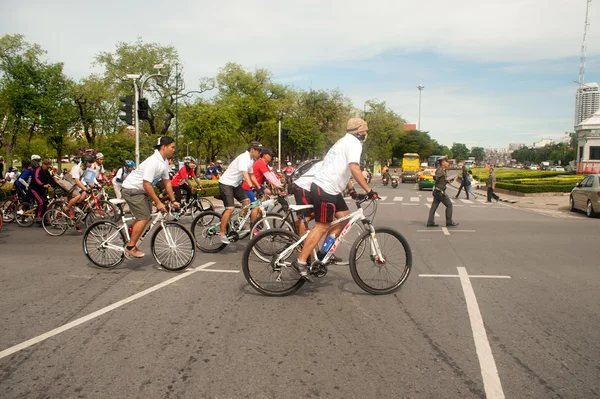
[126,245,135,250]
[297,260,306,265]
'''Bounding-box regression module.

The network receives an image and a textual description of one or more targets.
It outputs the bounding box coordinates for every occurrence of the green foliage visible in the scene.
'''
[471,168,582,193]
[363,100,404,164]
[391,130,445,162]
[451,143,469,161]
[470,146,485,162]
[511,143,575,167]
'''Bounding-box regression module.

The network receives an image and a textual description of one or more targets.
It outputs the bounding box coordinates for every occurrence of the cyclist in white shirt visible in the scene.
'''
[293,118,379,281]
[217,141,263,244]
[121,136,179,258]
[64,153,98,223]
[112,160,135,199]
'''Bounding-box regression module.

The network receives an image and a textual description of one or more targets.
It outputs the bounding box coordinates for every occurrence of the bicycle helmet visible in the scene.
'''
[31,154,41,161]
[183,156,196,164]
[82,153,96,164]
[125,160,135,168]
[96,152,104,159]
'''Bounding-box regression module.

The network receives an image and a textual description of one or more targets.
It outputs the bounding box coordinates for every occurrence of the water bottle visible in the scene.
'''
[321,234,336,253]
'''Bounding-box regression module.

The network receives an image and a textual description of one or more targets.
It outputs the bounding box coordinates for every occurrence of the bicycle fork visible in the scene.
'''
[367,224,386,264]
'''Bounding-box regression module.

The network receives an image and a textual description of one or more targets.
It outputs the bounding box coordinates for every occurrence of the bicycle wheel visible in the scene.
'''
[150,222,196,271]
[250,214,294,238]
[2,200,16,223]
[191,211,227,253]
[83,221,126,268]
[16,202,35,227]
[334,223,366,266]
[86,200,119,227]
[349,227,412,295]
[42,208,69,236]
[242,229,305,296]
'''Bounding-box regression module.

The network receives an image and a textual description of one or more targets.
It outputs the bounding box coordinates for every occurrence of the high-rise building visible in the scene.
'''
[575,82,600,127]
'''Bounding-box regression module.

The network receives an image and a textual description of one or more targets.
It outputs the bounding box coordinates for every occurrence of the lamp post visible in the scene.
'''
[125,74,142,165]
[186,141,193,157]
[417,85,425,130]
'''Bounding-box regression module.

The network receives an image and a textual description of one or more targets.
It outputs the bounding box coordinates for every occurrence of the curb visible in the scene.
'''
[448,182,518,204]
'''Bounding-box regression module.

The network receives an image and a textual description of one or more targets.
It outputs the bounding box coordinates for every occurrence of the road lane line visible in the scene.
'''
[419,274,511,279]
[401,203,419,206]
[441,227,450,235]
[0,262,217,361]
[457,267,505,399]
[410,197,419,202]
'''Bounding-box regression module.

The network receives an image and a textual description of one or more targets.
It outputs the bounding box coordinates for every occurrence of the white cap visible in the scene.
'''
[287,162,291,166]
[96,153,104,159]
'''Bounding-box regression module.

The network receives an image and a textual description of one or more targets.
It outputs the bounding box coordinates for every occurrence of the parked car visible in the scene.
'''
[570,174,600,217]
[400,170,418,183]
[418,171,435,190]
[550,166,565,172]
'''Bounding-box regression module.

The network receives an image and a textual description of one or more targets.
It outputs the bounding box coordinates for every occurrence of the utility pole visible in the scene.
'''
[417,85,425,130]
[175,63,180,166]
[278,118,282,172]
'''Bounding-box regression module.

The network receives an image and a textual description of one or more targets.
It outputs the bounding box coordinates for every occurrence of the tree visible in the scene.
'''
[363,100,405,164]
[470,146,485,162]
[451,143,470,161]
[72,75,117,147]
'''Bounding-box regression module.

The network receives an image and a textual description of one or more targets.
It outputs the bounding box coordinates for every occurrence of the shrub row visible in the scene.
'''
[496,182,575,193]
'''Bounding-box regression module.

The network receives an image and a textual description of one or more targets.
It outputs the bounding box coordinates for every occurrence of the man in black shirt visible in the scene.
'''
[427,157,459,227]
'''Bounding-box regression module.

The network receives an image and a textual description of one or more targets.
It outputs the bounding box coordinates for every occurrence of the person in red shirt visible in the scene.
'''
[171,157,202,204]
[241,148,283,219]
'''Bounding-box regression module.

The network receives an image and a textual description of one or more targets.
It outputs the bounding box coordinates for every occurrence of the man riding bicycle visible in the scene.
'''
[292,117,378,282]
[64,153,98,224]
[217,141,263,244]
[172,156,203,206]
[121,136,180,258]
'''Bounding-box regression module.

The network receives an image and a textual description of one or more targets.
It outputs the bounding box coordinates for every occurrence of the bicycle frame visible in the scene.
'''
[99,209,174,253]
[275,202,384,266]
[208,199,270,236]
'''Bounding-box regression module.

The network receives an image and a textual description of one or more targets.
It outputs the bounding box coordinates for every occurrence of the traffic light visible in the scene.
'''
[119,95,134,125]
[138,98,149,120]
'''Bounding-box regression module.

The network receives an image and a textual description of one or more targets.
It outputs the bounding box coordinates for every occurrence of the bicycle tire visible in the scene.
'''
[83,221,126,268]
[150,222,196,271]
[349,227,412,295]
[42,208,69,236]
[2,200,16,223]
[16,202,35,227]
[242,229,305,296]
[250,214,294,238]
[191,211,227,253]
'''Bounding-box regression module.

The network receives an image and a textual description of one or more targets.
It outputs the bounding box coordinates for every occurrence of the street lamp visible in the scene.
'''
[186,141,193,157]
[417,85,425,130]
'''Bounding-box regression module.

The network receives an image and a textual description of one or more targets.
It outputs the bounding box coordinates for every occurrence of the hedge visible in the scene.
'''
[496,182,575,193]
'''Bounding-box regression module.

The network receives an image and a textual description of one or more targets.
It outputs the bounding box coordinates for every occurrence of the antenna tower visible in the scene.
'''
[579,0,593,85]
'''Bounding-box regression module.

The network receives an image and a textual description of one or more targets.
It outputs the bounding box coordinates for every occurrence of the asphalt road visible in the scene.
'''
[1,179,599,399]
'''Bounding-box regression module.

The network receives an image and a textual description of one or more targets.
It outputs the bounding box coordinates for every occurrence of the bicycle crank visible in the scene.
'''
[310,260,328,278]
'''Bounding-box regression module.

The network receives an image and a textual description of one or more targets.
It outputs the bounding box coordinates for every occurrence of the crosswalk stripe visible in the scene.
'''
[379,196,387,201]
[394,197,403,201]
[410,197,419,202]
[426,198,433,203]
[460,199,473,204]
[450,199,455,203]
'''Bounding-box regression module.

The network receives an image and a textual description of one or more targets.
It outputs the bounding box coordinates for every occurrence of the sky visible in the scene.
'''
[1,0,599,149]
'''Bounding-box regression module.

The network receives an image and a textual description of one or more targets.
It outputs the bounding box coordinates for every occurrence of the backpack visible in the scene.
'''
[289,159,322,184]
[54,172,76,194]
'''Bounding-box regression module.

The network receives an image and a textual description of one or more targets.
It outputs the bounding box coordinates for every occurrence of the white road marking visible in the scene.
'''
[441,227,451,235]
[393,196,403,201]
[379,203,395,205]
[401,203,419,206]
[471,205,486,208]
[457,267,506,398]
[417,229,443,232]
[427,198,433,203]
[0,262,217,360]
[410,197,419,202]
[460,199,473,204]
[419,268,509,398]
[379,196,387,201]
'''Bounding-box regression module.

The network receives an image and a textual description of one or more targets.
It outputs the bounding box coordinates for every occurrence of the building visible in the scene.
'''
[508,143,525,152]
[575,109,600,173]
[574,82,600,127]
[403,123,417,131]
[532,138,554,148]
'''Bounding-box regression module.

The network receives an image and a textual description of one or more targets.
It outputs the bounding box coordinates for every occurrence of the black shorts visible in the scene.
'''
[310,183,348,223]
[219,183,247,209]
[292,184,313,218]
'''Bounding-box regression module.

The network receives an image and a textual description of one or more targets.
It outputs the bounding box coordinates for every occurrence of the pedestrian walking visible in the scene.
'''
[427,157,459,227]
[486,167,500,203]
[466,170,478,200]
[455,165,470,199]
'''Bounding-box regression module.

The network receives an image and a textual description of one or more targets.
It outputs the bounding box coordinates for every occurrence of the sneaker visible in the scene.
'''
[426,223,439,227]
[446,222,460,227]
[125,246,145,258]
[16,210,23,215]
[219,235,231,245]
[291,260,313,283]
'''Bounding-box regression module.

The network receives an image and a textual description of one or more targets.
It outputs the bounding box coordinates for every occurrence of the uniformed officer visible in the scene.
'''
[427,156,459,227]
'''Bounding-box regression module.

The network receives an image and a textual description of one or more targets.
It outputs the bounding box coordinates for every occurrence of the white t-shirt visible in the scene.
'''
[295,161,323,191]
[70,164,86,183]
[122,150,170,192]
[313,134,363,195]
[112,167,129,186]
[219,151,253,187]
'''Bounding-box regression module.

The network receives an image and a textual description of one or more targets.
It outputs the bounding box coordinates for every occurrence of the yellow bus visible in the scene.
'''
[402,153,420,172]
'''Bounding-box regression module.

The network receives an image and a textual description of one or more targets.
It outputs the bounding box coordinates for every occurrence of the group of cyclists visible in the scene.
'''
[3,117,380,280]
